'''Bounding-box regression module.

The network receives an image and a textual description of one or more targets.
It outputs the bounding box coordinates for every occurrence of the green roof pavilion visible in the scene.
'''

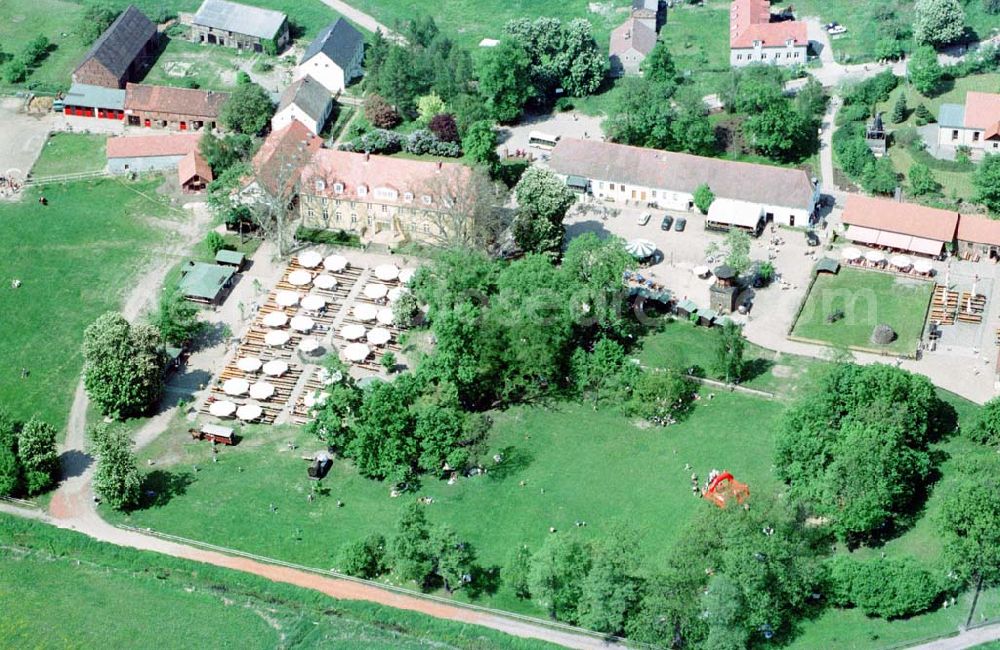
[179,262,234,302]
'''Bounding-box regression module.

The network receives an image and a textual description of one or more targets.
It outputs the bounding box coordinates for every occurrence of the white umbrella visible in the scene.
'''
[341,324,366,340]
[366,327,391,346]
[376,308,395,325]
[865,250,886,263]
[692,265,711,277]
[374,264,399,281]
[913,259,934,274]
[313,274,338,290]
[890,254,912,268]
[323,254,349,272]
[262,359,289,376]
[249,381,275,400]
[300,294,327,311]
[223,377,250,396]
[343,342,370,362]
[209,400,237,418]
[290,315,315,332]
[236,402,263,421]
[288,269,312,286]
[841,247,863,261]
[399,268,416,285]
[298,337,321,353]
[237,357,262,372]
[303,390,330,408]
[387,287,405,303]
[353,303,378,322]
[364,283,388,300]
[298,250,323,268]
[625,239,657,259]
[264,330,290,347]
[263,311,288,328]
[275,290,300,307]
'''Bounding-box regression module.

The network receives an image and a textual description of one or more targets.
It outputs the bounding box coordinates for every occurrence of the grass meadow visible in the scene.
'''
[0,514,554,649]
[791,268,933,355]
[29,133,107,177]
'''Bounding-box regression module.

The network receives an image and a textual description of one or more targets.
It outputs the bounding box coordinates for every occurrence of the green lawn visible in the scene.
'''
[139,37,250,91]
[0,514,554,649]
[658,0,731,77]
[29,133,107,177]
[0,0,88,92]
[879,73,1000,132]
[791,268,933,355]
[0,178,175,431]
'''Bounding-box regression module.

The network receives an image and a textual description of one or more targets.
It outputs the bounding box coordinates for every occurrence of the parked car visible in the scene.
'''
[828,25,847,35]
[805,230,820,247]
[674,217,687,232]
[660,215,674,231]
[638,212,651,226]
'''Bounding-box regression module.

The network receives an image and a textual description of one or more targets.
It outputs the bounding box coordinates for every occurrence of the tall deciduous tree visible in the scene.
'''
[505,544,533,599]
[714,321,745,384]
[908,162,940,196]
[90,423,141,511]
[16,417,58,495]
[0,410,20,497]
[603,77,674,148]
[908,46,944,95]
[154,290,203,347]
[744,101,810,162]
[220,81,275,135]
[938,454,1000,585]
[529,535,592,623]
[973,154,1000,214]
[642,40,677,86]
[512,166,576,257]
[428,524,476,593]
[363,94,401,129]
[913,0,966,48]
[391,502,433,583]
[694,183,715,214]
[462,120,500,172]
[477,41,534,123]
[82,312,165,419]
[577,524,644,634]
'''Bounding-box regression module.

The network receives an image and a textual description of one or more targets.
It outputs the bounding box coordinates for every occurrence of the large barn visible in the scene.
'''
[191,0,290,53]
[72,5,157,88]
[124,83,229,131]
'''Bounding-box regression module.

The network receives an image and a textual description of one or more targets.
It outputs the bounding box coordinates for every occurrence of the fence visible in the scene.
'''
[24,170,110,186]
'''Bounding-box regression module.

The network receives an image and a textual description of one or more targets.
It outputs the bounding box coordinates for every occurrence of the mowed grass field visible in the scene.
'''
[0,0,87,91]
[0,515,554,650]
[29,133,107,177]
[0,169,175,431]
[792,268,933,354]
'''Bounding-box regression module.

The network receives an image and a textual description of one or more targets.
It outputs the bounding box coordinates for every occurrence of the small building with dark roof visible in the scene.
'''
[72,5,157,89]
[296,18,364,93]
[271,75,334,136]
[191,0,290,53]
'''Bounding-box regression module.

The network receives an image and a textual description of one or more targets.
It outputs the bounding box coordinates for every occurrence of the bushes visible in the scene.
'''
[341,127,462,158]
[0,409,60,498]
[827,556,944,618]
[405,129,461,157]
[338,534,388,579]
[294,226,361,247]
[339,129,402,155]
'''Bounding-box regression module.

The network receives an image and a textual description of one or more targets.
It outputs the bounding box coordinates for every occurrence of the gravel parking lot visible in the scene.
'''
[0,97,57,182]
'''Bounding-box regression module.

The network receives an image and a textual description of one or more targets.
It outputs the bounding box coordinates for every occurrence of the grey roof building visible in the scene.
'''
[272,75,334,135]
[191,0,290,52]
[72,5,157,88]
[301,18,364,70]
[938,103,966,128]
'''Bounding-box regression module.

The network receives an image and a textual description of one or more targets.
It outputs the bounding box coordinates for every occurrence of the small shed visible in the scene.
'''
[190,423,235,445]
[164,345,185,372]
[815,257,841,275]
[675,299,698,318]
[215,248,245,270]
[565,175,589,193]
[178,261,235,304]
[697,307,718,327]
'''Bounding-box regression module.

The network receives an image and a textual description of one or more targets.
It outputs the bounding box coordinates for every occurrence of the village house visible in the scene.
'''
[271,76,334,136]
[106,133,202,173]
[298,150,471,244]
[841,194,960,258]
[729,0,807,68]
[124,83,229,130]
[243,119,324,199]
[609,0,664,77]
[72,5,157,88]
[178,150,214,192]
[191,0,290,53]
[295,18,365,94]
[548,137,818,229]
[62,84,127,120]
[956,213,1000,261]
[938,91,1000,154]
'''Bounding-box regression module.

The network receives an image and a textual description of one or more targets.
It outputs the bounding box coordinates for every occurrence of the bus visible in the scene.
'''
[528,131,560,150]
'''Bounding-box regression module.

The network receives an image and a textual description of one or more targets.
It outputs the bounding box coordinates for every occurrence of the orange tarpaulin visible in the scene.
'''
[703,471,750,508]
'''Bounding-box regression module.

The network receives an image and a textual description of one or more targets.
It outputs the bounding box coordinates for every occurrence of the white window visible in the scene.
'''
[314,178,325,191]
[403,192,414,202]
[421,194,432,205]
[373,187,398,201]
[357,184,368,197]
[333,182,344,194]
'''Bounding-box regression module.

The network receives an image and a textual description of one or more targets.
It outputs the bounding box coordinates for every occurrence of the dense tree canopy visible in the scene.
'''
[82,312,165,419]
[16,417,58,496]
[939,454,1000,585]
[476,40,534,123]
[512,167,576,257]
[827,555,943,618]
[90,423,141,511]
[973,154,1000,214]
[913,0,966,48]
[503,17,606,100]
[908,46,944,95]
[220,82,274,135]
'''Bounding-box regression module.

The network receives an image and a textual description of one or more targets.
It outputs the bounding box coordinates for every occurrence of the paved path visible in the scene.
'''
[818,97,840,193]
[317,0,404,42]
[911,624,1000,650]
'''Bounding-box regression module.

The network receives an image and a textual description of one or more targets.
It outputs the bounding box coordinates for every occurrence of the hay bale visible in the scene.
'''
[871,324,896,345]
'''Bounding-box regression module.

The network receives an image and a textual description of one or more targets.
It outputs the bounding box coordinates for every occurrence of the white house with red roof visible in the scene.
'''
[938,91,1000,154]
[729,0,807,68]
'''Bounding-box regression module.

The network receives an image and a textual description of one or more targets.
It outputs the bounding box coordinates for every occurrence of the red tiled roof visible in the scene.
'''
[248,119,323,194]
[964,92,1000,130]
[842,194,959,242]
[125,83,229,118]
[106,133,202,158]
[730,0,806,48]
[957,213,1000,247]
[610,18,658,57]
[301,149,471,208]
[178,150,213,185]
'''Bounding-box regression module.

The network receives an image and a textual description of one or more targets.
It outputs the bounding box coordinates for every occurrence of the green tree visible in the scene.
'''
[985,0,1000,14]
[304,359,362,452]
[199,132,256,175]
[915,103,934,124]
[891,93,908,123]
[462,120,500,172]
[702,574,750,650]
[391,503,433,584]
[908,46,944,95]
[90,423,141,511]
[505,544,533,599]
[603,77,674,149]
[722,228,752,275]
[350,378,419,482]
[713,321,745,383]
[80,2,118,44]
[529,535,592,622]
[373,46,422,117]
[512,166,576,257]
[642,40,676,86]
[205,231,225,255]
[477,41,533,123]
[220,82,275,135]
[15,417,58,496]
[744,101,811,162]
[973,154,1000,214]
[938,454,1000,585]
[338,533,388,578]
[380,351,397,373]
[0,410,20,497]
[671,90,717,156]
[626,367,693,422]
[862,156,899,195]
[416,92,446,124]
[693,183,715,215]
[835,132,877,179]
[827,555,943,618]
[154,290,203,347]
[4,59,27,84]
[428,524,476,593]
[908,162,940,196]
[969,396,1000,445]
[913,0,966,48]
[577,524,644,635]
[794,77,828,119]
[82,312,165,419]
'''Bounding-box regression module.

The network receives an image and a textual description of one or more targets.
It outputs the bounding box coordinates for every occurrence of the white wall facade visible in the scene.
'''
[294,50,362,94]
[108,154,186,174]
[271,102,332,137]
[936,126,1000,153]
[730,42,806,67]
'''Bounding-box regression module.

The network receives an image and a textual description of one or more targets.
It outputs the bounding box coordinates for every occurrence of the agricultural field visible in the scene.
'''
[0,171,176,431]
[791,268,934,355]
[0,515,552,649]
[29,133,107,177]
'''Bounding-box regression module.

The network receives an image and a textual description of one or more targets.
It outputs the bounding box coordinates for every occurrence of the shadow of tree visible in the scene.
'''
[742,357,775,383]
[486,445,534,482]
[136,469,194,509]
[58,449,93,480]
[466,564,502,598]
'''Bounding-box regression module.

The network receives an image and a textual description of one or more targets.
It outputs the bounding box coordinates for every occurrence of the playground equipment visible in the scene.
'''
[703,471,749,508]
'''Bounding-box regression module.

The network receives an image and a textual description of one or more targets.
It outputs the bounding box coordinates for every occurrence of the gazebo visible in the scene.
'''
[178,262,235,304]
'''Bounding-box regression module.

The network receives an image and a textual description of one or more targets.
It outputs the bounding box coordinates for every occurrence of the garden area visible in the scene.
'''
[791,268,933,355]
[139,38,252,92]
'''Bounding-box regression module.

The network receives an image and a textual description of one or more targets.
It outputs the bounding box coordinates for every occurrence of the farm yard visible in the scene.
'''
[791,268,934,355]
[28,133,107,177]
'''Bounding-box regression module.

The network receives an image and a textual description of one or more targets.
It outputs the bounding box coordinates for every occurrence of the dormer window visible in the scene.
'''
[374,187,398,200]
[333,182,344,194]
[357,184,368,197]
[403,192,414,202]
[314,178,325,192]
[786,38,794,47]
[752,39,761,48]
[421,195,433,205]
